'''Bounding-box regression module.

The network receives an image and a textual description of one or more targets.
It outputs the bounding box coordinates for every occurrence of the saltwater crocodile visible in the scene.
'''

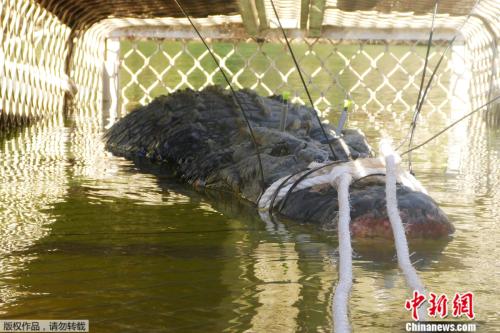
[105,86,453,239]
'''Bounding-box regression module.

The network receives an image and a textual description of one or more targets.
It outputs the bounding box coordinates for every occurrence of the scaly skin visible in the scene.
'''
[105,86,454,239]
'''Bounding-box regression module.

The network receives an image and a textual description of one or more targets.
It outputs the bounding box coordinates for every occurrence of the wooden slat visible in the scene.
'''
[300,0,310,29]
[238,0,259,35]
[254,0,269,30]
[308,0,326,37]
[34,0,478,31]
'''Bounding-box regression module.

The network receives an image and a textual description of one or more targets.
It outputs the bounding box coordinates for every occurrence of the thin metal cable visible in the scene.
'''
[400,0,439,173]
[396,0,438,152]
[396,0,481,152]
[350,173,386,186]
[268,171,303,214]
[278,161,345,212]
[171,0,266,191]
[268,0,340,160]
[401,95,500,156]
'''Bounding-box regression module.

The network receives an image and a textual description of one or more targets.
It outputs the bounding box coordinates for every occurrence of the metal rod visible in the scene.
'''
[279,92,290,131]
[336,99,351,135]
[415,1,439,117]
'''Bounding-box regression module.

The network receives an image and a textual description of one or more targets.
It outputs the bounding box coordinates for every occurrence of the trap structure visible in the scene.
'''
[0,1,499,331]
[0,0,498,135]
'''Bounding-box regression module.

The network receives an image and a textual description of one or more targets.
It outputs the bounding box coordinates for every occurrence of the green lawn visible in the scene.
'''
[118,39,450,131]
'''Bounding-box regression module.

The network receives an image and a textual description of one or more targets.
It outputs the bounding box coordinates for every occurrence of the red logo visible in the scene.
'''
[452,292,475,319]
[428,293,448,318]
[405,291,426,321]
[405,291,475,321]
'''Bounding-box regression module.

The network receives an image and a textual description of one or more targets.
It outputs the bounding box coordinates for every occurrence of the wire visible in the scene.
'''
[414,0,481,118]
[171,0,266,191]
[416,0,439,110]
[278,160,345,212]
[405,0,439,173]
[396,0,481,152]
[401,95,500,156]
[350,173,386,186]
[269,171,302,215]
[396,0,439,151]
[268,0,343,161]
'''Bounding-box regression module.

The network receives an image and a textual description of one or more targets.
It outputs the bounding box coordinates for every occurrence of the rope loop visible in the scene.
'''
[257,139,430,332]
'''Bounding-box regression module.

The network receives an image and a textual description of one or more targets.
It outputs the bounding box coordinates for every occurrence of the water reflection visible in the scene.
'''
[248,242,301,333]
[450,113,499,220]
[67,106,171,206]
[0,115,69,307]
[0,95,498,331]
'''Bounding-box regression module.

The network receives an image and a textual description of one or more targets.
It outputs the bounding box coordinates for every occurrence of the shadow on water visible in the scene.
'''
[134,157,453,260]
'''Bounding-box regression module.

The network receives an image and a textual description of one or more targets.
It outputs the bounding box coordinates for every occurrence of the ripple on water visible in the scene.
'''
[0,108,498,331]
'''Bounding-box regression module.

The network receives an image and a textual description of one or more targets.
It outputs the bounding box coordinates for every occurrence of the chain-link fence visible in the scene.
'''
[0,0,71,128]
[116,37,453,140]
[1,0,498,136]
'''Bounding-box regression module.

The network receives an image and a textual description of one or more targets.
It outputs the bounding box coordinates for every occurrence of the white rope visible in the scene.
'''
[258,158,427,212]
[258,162,381,211]
[332,173,353,333]
[381,140,426,320]
[256,141,430,331]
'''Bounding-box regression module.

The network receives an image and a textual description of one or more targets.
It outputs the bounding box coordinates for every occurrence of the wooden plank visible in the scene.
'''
[254,0,269,30]
[109,25,459,42]
[108,25,249,40]
[300,0,310,30]
[308,0,326,37]
[319,26,459,41]
[238,0,259,35]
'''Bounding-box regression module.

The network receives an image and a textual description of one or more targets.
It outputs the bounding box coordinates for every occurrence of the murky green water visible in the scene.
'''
[0,98,498,332]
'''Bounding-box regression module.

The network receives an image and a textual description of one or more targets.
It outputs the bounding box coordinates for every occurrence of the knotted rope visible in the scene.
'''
[332,172,354,333]
[258,156,426,212]
[257,140,427,332]
[381,140,427,322]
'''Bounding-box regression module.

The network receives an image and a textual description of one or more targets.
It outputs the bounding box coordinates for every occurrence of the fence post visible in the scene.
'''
[102,38,120,128]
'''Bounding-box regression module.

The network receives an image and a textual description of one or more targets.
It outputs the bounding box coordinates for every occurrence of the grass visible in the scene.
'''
[118,39,451,141]
[120,40,447,107]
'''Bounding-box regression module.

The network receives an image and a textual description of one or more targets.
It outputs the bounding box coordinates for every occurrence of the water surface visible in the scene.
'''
[0,102,498,332]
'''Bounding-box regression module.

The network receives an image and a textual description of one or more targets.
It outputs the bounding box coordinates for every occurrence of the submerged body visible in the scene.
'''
[105,86,453,239]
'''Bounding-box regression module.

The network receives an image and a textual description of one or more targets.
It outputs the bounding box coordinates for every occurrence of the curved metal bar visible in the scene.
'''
[278,160,346,212]
[268,170,306,215]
